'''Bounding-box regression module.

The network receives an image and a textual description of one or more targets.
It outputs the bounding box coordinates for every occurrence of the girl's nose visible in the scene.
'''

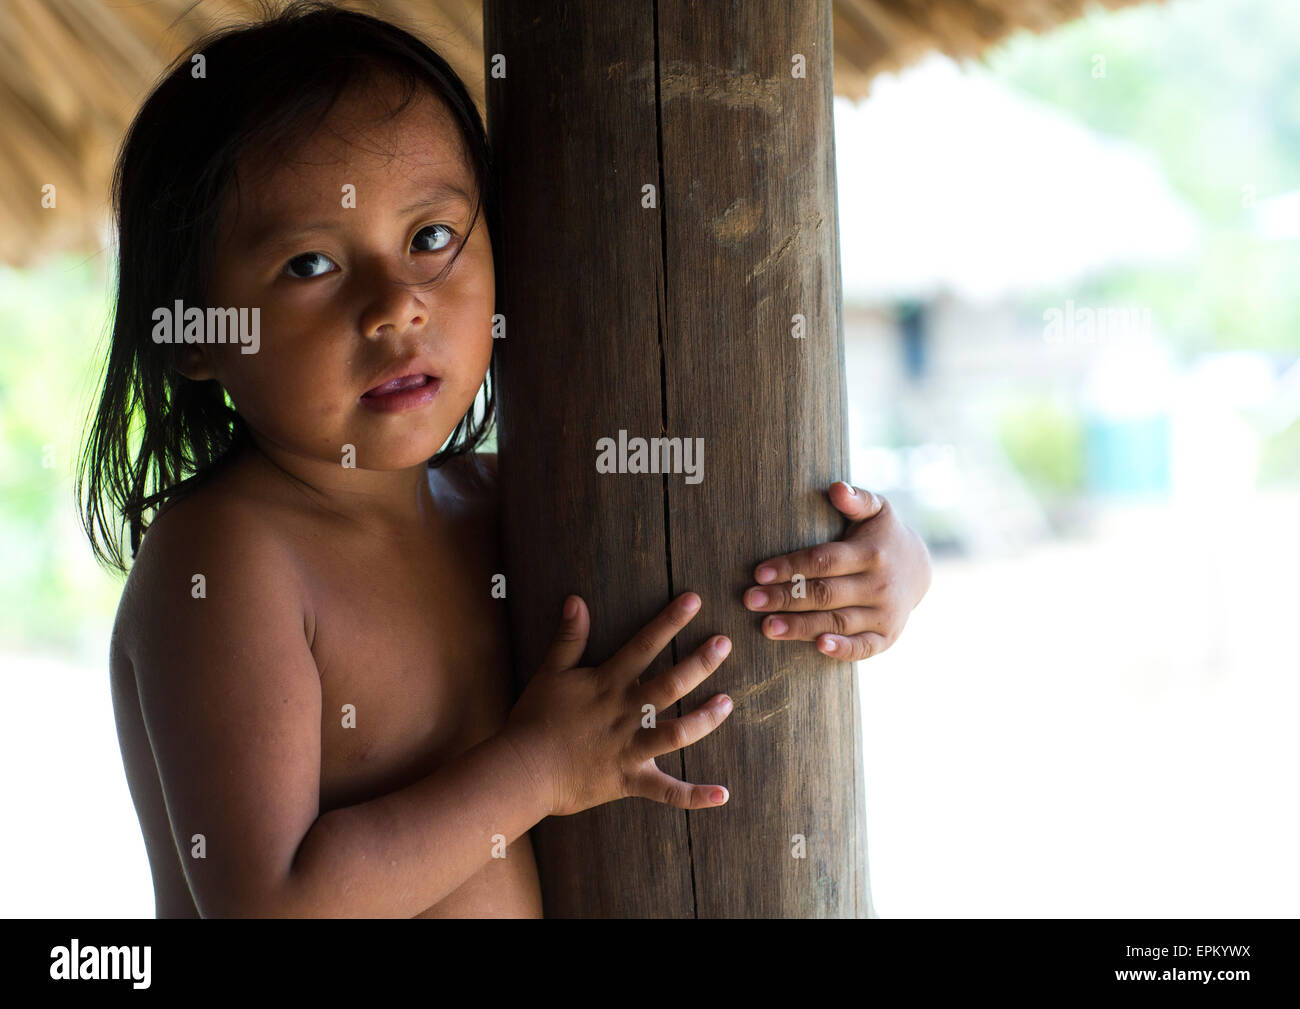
[358,272,430,340]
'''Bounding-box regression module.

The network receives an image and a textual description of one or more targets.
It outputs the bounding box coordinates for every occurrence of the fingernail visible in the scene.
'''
[682,594,700,613]
[847,486,857,496]
[716,694,732,710]
[714,636,731,657]
[712,787,728,804]
[563,597,576,619]
[768,617,787,636]
[755,566,776,584]
[822,637,838,652]
[747,589,768,608]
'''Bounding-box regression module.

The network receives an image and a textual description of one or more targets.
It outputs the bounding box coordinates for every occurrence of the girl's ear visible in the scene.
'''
[175,344,217,382]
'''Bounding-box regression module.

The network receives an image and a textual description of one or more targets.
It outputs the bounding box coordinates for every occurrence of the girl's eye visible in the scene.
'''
[283,252,336,280]
[281,226,456,280]
[412,224,456,253]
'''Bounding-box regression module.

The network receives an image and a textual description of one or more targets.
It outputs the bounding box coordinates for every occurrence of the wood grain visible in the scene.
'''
[486,0,873,918]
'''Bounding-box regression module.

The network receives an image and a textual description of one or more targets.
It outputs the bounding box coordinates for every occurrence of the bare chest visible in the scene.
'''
[306,512,515,817]
[297,480,542,916]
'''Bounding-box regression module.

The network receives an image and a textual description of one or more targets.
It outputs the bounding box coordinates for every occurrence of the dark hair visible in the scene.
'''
[76,0,498,574]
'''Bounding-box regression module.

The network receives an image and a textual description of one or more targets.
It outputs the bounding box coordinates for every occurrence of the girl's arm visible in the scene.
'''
[126,499,549,918]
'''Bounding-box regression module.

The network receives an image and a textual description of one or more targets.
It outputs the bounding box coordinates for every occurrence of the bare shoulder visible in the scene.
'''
[115,473,310,663]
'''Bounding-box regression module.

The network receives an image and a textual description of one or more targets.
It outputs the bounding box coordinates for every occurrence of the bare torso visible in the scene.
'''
[109,448,543,917]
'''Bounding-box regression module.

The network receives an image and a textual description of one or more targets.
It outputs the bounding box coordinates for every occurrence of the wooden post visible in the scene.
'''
[485,0,873,917]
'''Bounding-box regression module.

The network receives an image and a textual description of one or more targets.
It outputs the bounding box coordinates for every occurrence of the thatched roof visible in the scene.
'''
[1,0,1152,268]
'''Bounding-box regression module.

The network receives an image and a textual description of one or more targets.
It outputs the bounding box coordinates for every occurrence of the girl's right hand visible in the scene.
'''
[502,592,734,817]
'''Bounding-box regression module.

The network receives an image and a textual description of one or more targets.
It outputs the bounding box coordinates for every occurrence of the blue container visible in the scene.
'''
[1084,414,1171,495]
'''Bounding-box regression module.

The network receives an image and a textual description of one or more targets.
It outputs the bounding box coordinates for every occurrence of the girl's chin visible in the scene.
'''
[336,444,450,471]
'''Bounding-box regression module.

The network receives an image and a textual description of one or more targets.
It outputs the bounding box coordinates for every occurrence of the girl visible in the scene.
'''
[77,0,931,917]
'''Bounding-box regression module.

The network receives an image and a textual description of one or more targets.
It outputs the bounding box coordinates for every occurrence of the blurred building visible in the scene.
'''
[834,55,1218,554]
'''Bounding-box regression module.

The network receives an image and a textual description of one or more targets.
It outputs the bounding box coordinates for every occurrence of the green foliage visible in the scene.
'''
[0,255,122,652]
[1259,415,1300,487]
[985,0,1300,219]
[985,0,1300,355]
[996,398,1087,496]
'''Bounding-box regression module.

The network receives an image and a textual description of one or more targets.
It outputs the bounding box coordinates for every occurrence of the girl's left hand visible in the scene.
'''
[743,482,932,661]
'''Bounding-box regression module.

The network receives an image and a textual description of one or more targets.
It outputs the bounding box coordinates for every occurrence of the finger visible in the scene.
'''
[627,764,730,810]
[752,540,874,588]
[639,634,732,714]
[536,595,590,675]
[817,630,891,661]
[634,692,733,761]
[745,572,872,614]
[602,591,702,684]
[828,482,887,522]
[757,605,882,642]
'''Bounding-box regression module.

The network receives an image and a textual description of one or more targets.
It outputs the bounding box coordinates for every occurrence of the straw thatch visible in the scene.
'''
[0,0,1154,268]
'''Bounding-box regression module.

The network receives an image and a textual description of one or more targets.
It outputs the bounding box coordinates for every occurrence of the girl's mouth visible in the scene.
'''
[359,373,441,413]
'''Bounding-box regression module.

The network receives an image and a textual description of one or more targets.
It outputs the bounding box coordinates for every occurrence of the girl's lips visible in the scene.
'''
[364,372,430,396]
[359,374,441,413]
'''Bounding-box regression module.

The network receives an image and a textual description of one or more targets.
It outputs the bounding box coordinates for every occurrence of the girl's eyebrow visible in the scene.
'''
[244,181,474,253]
[399,181,474,214]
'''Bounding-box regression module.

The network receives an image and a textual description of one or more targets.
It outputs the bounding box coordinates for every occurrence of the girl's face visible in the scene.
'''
[185,80,494,474]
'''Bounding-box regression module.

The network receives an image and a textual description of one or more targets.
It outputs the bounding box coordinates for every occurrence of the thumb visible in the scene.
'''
[829,481,885,522]
[538,594,589,674]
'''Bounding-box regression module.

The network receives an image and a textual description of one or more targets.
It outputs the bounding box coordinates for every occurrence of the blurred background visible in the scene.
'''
[1,0,1296,917]
[842,3,1300,916]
